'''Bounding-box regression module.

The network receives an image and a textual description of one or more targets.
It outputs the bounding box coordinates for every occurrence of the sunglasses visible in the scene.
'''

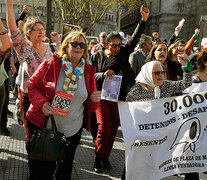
[152,71,165,75]
[101,36,107,38]
[32,28,46,33]
[69,41,86,49]
[109,43,122,48]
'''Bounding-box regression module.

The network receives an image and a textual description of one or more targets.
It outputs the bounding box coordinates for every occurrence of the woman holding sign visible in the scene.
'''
[26,31,100,179]
[127,60,192,101]
[123,59,193,179]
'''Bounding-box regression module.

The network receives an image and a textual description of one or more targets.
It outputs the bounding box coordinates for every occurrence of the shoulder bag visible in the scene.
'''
[29,114,69,162]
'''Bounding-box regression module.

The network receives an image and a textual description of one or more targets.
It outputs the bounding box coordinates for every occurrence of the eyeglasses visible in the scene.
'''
[109,43,122,48]
[32,28,46,33]
[152,71,165,75]
[69,41,86,49]
[101,36,107,38]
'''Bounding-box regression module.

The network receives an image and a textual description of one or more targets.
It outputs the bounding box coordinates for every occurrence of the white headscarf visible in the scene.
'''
[135,61,163,99]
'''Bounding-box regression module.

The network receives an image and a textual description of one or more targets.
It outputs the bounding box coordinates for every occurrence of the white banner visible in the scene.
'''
[184,81,207,94]
[118,91,207,180]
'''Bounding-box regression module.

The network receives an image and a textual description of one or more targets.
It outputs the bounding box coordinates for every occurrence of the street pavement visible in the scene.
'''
[0,92,207,179]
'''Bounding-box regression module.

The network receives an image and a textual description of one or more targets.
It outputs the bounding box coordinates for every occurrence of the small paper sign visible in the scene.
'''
[101,75,122,102]
[51,90,73,117]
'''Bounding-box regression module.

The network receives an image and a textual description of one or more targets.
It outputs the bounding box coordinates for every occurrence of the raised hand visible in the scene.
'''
[23,5,29,13]
[140,5,150,21]
[195,28,200,35]
[176,46,188,66]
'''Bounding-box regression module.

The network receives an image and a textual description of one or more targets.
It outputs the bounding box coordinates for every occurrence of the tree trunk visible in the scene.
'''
[46,0,52,38]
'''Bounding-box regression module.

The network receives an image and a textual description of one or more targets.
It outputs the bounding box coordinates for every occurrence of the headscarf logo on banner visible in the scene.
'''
[170,117,201,153]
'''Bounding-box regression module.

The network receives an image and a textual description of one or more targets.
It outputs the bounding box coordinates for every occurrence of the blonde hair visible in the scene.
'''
[57,30,88,61]
[23,16,45,41]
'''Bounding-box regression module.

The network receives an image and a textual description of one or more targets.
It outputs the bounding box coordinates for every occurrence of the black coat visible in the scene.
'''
[91,20,146,100]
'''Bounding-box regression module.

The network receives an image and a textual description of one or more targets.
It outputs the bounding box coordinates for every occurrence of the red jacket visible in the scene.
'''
[26,54,98,131]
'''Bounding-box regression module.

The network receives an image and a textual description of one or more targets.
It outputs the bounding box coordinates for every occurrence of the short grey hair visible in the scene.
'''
[139,35,152,48]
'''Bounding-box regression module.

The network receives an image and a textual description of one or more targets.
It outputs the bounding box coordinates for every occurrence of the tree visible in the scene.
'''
[53,0,116,34]
[53,0,147,35]
[14,0,44,16]
[46,0,52,37]
[14,0,52,36]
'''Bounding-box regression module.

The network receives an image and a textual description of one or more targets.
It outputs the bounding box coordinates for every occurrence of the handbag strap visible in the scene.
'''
[50,114,57,131]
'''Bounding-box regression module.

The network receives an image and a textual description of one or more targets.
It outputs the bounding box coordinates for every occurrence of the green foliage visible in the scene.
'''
[14,0,44,17]
[53,0,116,34]
[14,0,152,35]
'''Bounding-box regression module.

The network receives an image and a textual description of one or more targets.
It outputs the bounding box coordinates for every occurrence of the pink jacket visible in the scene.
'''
[26,54,98,131]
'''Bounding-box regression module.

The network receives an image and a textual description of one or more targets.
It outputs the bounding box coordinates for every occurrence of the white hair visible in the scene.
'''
[201,38,207,49]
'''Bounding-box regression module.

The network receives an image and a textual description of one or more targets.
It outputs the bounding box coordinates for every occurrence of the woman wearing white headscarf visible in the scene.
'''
[126,60,192,102]
[122,60,192,180]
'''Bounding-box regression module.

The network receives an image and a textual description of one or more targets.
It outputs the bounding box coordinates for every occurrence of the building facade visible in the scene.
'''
[121,0,207,47]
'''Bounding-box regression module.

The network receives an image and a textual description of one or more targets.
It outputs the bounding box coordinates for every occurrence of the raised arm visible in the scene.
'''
[167,26,181,47]
[124,5,149,54]
[0,18,11,52]
[6,0,18,34]
[16,5,29,26]
[185,28,200,55]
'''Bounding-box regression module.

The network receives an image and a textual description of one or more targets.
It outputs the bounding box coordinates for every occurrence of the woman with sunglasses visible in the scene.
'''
[127,60,192,101]
[6,0,53,142]
[91,5,149,173]
[122,60,192,180]
[26,30,100,179]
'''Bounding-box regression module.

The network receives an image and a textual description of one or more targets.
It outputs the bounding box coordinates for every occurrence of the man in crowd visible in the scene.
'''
[129,34,153,76]
[91,32,108,54]
[91,5,150,173]
[152,31,160,43]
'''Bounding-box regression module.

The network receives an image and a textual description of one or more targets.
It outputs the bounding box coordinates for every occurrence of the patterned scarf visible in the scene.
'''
[62,54,85,95]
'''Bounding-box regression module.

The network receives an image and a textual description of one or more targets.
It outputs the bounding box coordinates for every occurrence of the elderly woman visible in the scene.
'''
[6,0,53,140]
[26,30,100,179]
[127,60,192,101]
[121,60,193,180]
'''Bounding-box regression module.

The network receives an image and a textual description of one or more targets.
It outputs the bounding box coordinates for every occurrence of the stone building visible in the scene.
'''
[90,5,118,36]
[121,0,207,47]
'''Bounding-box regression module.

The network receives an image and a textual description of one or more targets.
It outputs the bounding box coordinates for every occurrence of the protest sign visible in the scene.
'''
[101,75,122,102]
[51,90,73,117]
[118,91,207,180]
[184,81,207,94]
